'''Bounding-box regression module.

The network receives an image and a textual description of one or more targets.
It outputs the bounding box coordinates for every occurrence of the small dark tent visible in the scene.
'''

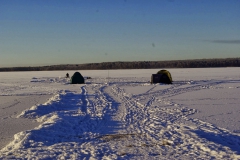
[70,72,85,84]
[151,70,172,84]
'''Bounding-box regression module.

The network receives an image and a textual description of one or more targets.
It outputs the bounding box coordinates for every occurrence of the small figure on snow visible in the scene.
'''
[66,73,69,78]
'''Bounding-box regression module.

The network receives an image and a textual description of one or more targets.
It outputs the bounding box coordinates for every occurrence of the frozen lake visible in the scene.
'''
[0,68,240,159]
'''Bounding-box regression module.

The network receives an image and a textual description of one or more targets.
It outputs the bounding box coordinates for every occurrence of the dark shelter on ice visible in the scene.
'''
[151,70,172,84]
[70,72,85,84]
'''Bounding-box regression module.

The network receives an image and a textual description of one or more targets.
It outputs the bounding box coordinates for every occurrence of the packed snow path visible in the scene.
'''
[0,76,240,159]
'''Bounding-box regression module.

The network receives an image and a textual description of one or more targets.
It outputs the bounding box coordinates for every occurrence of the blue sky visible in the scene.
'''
[0,0,239,67]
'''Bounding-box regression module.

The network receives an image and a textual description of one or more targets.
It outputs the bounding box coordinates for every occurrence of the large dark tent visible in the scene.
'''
[151,70,172,84]
[70,72,85,84]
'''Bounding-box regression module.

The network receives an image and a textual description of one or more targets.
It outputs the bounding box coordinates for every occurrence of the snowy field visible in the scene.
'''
[0,68,240,159]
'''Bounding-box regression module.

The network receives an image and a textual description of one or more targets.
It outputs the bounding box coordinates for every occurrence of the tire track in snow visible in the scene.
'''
[146,80,227,100]
[1,77,240,159]
[107,79,240,159]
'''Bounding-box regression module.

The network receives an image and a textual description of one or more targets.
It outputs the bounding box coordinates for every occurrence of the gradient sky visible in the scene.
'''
[0,0,240,67]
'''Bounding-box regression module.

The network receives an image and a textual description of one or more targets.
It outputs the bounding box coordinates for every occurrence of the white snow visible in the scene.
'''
[0,68,240,159]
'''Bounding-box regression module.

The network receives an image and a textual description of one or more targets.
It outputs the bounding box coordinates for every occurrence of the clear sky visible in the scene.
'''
[0,0,239,67]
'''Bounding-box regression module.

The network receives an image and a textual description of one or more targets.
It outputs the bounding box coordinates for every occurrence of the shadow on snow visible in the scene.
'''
[193,130,240,154]
[20,86,123,147]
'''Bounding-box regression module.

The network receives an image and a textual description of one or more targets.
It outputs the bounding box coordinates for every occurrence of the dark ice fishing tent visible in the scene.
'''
[151,70,172,84]
[70,72,85,84]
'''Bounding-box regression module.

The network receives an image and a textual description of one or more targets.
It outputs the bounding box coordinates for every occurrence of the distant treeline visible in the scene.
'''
[1,58,240,72]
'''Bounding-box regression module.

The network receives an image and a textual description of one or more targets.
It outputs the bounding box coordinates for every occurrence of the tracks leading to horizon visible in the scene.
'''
[1,77,240,159]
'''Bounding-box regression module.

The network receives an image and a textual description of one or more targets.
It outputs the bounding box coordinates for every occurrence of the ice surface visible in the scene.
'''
[0,68,240,159]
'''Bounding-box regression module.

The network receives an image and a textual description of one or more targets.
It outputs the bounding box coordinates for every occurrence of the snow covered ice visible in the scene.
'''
[0,68,240,159]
